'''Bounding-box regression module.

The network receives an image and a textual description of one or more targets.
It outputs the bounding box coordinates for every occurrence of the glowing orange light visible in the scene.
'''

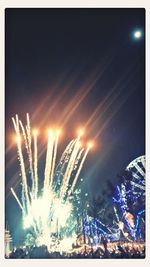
[32,129,38,135]
[87,141,94,149]
[47,129,53,135]
[77,129,84,137]
[56,128,61,135]
[15,136,22,143]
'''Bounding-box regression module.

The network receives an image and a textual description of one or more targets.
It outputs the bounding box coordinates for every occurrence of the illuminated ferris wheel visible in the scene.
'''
[125,155,145,198]
[112,156,146,241]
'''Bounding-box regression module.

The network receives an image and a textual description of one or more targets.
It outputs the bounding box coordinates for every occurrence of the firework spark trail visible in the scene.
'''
[44,130,54,193]
[69,147,90,195]
[26,113,34,192]
[12,115,30,211]
[49,130,59,189]
[33,131,38,197]
[20,118,36,199]
[58,140,76,167]
[54,140,76,183]
[12,117,18,133]
[62,140,79,177]
[61,140,82,198]
[53,140,76,193]
[64,138,82,175]
[14,115,30,208]
[65,147,84,197]
[73,148,84,171]
[60,139,80,198]
[19,120,29,155]
[11,187,23,210]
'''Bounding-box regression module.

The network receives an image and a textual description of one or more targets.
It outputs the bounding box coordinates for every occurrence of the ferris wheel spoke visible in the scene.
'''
[132,172,141,180]
[141,156,146,168]
[134,163,145,177]
[132,172,145,186]
[130,181,145,191]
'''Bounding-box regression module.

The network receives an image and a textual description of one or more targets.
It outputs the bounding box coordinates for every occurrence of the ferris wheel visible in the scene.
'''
[125,155,145,198]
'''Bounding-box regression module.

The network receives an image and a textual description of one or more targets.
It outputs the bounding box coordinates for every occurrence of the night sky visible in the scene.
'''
[5,8,145,245]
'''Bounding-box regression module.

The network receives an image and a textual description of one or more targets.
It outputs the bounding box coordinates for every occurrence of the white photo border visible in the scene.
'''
[0,1,150,266]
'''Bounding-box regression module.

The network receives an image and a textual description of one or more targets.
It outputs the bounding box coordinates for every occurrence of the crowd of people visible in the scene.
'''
[8,241,145,259]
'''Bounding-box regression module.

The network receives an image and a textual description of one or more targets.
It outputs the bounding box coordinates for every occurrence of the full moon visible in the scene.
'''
[133,30,142,39]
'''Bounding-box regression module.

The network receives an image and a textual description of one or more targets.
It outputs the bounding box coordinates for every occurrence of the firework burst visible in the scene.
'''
[11,114,92,250]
